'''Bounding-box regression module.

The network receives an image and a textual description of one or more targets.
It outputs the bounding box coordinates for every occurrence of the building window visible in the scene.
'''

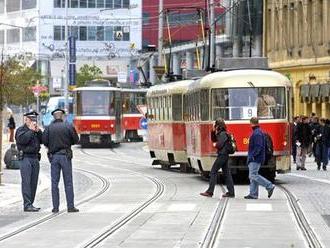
[79,26,87,40]
[105,26,113,40]
[88,0,96,8]
[6,0,20,12]
[114,0,121,8]
[22,0,36,9]
[54,0,65,8]
[23,27,36,42]
[123,26,130,41]
[0,0,4,14]
[307,0,313,45]
[105,0,113,8]
[80,0,87,8]
[7,29,20,43]
[298,2,303,47]
[54,26,65,40]
[96,0,104,8]
[0,30,4,45]
[70,0,79,8]
[96,26,104,40]
[123,0,129,8]
[318,0,323,45]
[88,26,97,40]
[69,26,79,39]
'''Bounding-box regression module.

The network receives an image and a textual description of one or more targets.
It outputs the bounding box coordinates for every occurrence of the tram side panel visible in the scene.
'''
[186,122,291,178]
[148,122,188,167]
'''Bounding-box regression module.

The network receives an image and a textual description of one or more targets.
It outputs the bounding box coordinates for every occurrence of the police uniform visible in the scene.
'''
[15,111,42,212]
[42,108,79,213]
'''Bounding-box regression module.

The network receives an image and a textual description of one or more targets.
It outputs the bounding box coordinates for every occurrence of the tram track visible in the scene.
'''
[0,168,111,243]
[78,148,165,248]
[278,185,323,248]
[200,186,229,248]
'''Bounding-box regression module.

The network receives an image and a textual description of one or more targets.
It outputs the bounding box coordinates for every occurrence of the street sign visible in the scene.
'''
[139,117,148,130]
[116,31,123,39]
[69,63,76,86]
[69,36,76,63]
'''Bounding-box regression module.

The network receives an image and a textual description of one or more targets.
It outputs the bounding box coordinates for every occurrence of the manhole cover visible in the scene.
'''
[322,215,330,227]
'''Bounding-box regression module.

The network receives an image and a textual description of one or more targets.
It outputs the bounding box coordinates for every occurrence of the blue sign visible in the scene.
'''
[139,117,148,130]
[68,36,76,63]
[69,63,76,86]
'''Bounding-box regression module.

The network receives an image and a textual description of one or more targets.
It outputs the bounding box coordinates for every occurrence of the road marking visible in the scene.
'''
[288,173,330,185]
[85,204,137,213]
[246,203,272,211]
[167,203,196,212]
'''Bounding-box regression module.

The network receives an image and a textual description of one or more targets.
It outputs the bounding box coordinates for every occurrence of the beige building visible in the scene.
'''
[263,0,330,118]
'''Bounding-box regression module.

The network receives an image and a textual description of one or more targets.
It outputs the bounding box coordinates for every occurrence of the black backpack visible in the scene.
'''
[226,132,237,154]
[264,132,274,163]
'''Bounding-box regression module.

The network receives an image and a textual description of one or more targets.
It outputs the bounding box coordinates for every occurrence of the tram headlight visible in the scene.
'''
[110,124,114,128]
[283,141,287,146]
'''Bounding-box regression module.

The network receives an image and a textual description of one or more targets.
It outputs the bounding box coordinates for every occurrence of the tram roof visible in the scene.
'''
[73,86,121,92]
[189,70,291,90]
[147,80,195,97]
[121,88,148,93]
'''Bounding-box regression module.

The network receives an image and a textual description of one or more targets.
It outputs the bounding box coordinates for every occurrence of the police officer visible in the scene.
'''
[15,111,42,212]
[42,108,79,213]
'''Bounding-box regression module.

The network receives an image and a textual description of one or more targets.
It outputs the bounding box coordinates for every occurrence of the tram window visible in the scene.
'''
[212,87,286,120]
[172,94,182,121]
[200,89,209,121]
[77,91,113,116]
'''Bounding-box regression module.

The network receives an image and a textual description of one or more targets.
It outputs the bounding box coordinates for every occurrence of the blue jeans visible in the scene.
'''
[315,143,329,166]
[248,162,273,198]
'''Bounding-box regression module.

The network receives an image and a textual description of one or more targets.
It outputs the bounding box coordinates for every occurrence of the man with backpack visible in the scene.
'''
[245,117,275,199]
[200,118,235,198]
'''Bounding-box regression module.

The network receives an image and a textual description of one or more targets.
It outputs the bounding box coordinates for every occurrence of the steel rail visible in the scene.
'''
[278,185,323,248]
[79,149,165,248]
[200,186,229,248]
[0,168,111,243]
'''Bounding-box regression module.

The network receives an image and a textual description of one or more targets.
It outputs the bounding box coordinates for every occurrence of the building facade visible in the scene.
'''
[0,0,142,94]
[264,0,330,118]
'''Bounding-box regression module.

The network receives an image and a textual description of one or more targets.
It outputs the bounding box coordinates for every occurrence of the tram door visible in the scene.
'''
[114,91,122,142]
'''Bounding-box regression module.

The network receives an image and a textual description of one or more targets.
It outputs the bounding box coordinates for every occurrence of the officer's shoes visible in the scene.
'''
[24,206,40,212]
[67,207,79,213]
[52,208,59,213]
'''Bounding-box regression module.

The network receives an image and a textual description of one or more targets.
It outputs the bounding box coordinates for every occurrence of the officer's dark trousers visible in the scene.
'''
[20,157,40,209]
[207,155,235,195]
[51,154,75,209]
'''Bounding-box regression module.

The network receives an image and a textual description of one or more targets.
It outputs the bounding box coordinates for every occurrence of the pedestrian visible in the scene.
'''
[292,116,300,164]
[42,108,80,213]
[244,117,275,200]
[15,111,42,212]
[7,114,16,142]
[200,118,235,198]
[296,116,312,170]
[315,118,330,171]
[310,116,320,158]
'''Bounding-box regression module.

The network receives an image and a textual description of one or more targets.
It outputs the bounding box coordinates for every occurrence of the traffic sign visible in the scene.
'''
[69,36,76,63]
[69,63,76,86]
[139,117,148,130]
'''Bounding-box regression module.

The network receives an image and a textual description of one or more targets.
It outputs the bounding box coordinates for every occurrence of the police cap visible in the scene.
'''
[24,111,38,121]
[51,108,65,116]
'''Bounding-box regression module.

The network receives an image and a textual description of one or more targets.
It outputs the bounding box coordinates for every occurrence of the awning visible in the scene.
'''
[310,84,320,98]
[320,83,330,99]
[300,84,310,98]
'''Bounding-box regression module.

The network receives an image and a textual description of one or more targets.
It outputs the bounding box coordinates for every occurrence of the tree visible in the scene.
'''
[0,54,41,184]
[76,64,103,87]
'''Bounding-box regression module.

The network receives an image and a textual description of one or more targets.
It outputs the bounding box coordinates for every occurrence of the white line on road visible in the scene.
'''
[288,173,330,185]
[246,203,272,211]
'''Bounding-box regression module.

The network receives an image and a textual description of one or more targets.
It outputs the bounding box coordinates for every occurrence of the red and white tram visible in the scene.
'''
[147,80,194,172]
[121,88,147,141]
[184,70,292,180]
[147,69,292,180]
[73,86,122,147]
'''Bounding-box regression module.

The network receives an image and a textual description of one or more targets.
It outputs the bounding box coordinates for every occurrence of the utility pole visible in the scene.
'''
[0,49,4,185]
[158,0,164,66]
[64,0,69,111]
[209,0,215,68]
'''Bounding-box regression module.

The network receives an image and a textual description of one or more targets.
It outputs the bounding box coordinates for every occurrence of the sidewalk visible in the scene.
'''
[0,133,50,209]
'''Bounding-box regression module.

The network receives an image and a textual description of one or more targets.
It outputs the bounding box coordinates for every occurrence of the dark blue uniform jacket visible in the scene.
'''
[15,125,42,154]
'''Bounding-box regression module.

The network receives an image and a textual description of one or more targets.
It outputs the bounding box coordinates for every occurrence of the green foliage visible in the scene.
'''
[76,64,103,87]
[1,56,42,106]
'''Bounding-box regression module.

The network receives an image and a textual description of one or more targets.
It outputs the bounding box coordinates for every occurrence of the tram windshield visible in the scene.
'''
[122,92,146,114]
[76,91,114,116]
[212,87,286,120]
